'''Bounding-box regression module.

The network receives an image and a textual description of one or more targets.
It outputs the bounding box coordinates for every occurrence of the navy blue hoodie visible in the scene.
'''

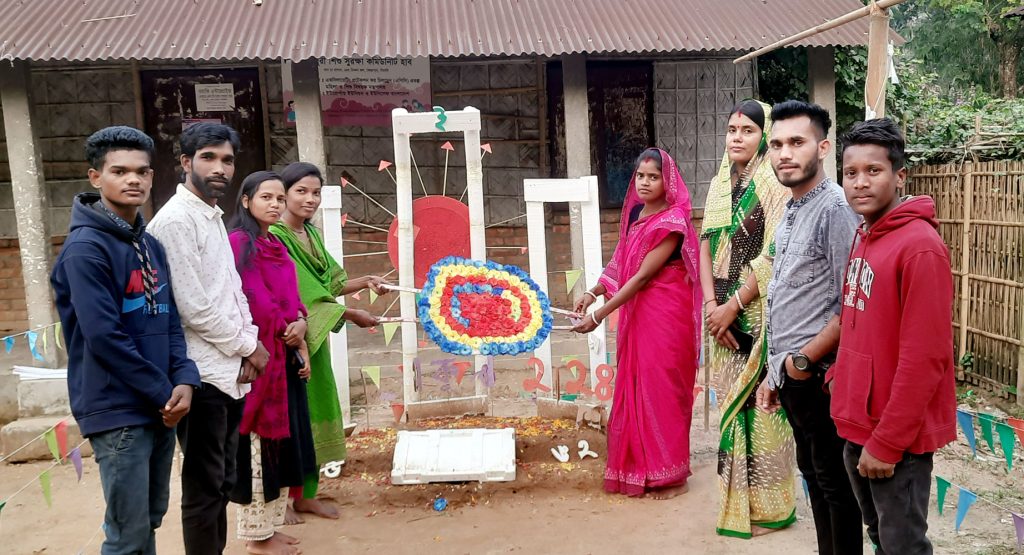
[51,192,200,437]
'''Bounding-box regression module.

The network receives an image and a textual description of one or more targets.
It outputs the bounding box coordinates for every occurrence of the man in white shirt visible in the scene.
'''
[149,122,269,555]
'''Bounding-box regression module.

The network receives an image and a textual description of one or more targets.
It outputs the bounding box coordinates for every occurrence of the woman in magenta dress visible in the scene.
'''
[573,148,701,498]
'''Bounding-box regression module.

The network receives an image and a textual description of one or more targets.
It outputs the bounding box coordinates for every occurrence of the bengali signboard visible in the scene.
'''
[282,56,431,127]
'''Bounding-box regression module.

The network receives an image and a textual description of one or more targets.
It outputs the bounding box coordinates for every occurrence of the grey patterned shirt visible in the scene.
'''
[765,178,860,390]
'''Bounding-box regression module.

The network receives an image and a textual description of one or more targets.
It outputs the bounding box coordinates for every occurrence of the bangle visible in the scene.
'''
[734,291,745,311]
[590,313,602,326]
[296,315,307,322]
[703,299,716,307]
[584,290,599,301]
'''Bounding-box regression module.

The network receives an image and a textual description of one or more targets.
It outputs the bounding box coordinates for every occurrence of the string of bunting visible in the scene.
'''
[934,474,1024,549]
[1,322,63,361]
[0,417,70,465]
[0,437,88,516]
[954,408,1024,471]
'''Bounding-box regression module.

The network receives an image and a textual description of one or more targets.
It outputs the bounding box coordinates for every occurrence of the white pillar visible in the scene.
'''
[0,60,57,367]
[320,185,352,423]
[291,59,328,229]
[807,46,838,180]
[561,54,591,300]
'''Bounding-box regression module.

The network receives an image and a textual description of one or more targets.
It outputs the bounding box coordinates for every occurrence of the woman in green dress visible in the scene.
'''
[272,162,388,521]
[700,100,797,538]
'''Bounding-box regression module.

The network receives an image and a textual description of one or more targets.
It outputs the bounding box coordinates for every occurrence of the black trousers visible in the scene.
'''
[176,383,244,555]
[843,442,934,555]
[780,374,864,555]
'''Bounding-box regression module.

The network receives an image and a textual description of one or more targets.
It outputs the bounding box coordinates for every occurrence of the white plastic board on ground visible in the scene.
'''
[391,428,516,485]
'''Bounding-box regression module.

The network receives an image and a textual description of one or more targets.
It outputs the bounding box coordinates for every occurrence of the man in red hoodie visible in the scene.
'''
[828,118,956,555]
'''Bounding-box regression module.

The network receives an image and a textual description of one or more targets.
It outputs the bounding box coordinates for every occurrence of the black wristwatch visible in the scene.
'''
[791,352,812,372]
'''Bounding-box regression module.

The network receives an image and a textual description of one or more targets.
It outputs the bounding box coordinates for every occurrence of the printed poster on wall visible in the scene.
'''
[194,83,236,112]
[282,57,431,127]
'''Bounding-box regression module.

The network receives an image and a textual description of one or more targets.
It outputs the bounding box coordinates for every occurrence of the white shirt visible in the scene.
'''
[149,184,257,399]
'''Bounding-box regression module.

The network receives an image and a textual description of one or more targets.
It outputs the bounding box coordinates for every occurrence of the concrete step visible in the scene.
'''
[1,415,91,463]
[18,378,71,418]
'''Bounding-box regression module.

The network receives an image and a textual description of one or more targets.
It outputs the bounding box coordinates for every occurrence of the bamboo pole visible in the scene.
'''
[958,170,974,364]
[864,5,891,118]
[733,0,907,64]
[1017,292,1024,406]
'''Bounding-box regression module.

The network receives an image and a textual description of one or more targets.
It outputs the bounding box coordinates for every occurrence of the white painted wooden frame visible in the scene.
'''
[319,185,352,422]
[392,107,486,407]
[523,177,607,395]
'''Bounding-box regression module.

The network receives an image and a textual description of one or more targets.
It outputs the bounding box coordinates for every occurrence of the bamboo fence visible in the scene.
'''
[907,161,1024,405]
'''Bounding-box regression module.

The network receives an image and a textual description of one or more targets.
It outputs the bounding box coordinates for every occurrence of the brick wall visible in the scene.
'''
[0,238,63,333]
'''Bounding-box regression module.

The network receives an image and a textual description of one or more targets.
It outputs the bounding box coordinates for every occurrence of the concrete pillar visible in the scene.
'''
[807,46,838,180]
[561,53,590,298]
[0,60,57,367]
[291,58,328,229]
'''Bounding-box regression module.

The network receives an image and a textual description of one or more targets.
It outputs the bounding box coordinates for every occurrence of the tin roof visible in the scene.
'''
[0,0,890,62]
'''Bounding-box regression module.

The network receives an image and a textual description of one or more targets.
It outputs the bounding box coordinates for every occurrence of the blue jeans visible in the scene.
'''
[90,424,176,555]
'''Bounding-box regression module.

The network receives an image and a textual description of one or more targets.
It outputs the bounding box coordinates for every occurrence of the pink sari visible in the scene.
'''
[599,148,702,496]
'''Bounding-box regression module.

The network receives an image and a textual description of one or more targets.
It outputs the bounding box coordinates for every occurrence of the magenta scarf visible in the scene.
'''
[598,148,702,363]
[229,231,307,440]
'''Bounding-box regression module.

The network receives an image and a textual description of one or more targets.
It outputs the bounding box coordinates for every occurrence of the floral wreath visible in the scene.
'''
[418,257,554,356]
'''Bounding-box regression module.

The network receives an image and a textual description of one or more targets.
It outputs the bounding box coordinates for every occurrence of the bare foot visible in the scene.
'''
[293,497,340,519]
[246,535,301,555]
[274,531,300,545]
[284,505,305,525]
[650,483,689,500]
[751,525,783,537]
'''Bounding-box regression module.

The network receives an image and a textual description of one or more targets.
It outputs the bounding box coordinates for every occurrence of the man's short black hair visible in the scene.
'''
[840,118,906,170]
[770,100,832,140]
[84,126,155,169]
[180,122,241,159]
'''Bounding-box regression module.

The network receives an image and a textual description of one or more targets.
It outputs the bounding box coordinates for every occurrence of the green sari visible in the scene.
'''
[701,101,797,538]
[270,222,348,494]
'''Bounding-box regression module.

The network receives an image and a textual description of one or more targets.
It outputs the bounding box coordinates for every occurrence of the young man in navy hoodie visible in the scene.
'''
[828,118,956,554]
[51,126,201,554]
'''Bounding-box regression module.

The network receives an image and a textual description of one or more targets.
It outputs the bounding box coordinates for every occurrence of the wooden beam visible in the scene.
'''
[733,0,907,64]
[561,53,590,301]
[865,5,891,118]
[807,46,838,179]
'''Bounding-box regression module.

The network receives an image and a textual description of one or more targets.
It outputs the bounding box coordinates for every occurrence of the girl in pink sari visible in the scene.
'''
[573,148,702,498]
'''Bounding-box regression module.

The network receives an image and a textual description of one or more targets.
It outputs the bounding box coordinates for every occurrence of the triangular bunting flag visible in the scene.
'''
[441,141,455,152]
[3,336,13,353]
[454,361,471,385]
[40,470,52,508]
[382,322,399,346]
[519,246,527,254]
[351,291,361,301]
[391,403,405,423]
[564,269,583,293]
[341,176,351,187]
[369,290,378,304]
[801,476,811,507]
[69,447,83,482]
[54,420,68,459]
[44,428,60,462]
[694,385,703,398]
[978,413,996,454]
[363,366,381,388]
[709,389,718,409]
[954,488,977,532]
[0,500,5,515]
[341,213,349,227]
[480,143,492,154]
[956,409,977,455]
[996,422,1016,471]
[26,331,43,361]
[935,476,951,515]
[1008,417,1024,447]
[378,160,393,172]
[562,356,579,378]
[41,326,49,355]
[1013,513,1024,551]
[54,322,63,350]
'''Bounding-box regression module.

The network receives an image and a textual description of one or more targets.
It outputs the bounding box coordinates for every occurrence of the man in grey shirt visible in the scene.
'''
[756,101,862,555]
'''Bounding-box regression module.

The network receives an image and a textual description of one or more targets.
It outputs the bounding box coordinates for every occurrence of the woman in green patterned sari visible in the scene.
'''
[700,100,797,538]
[272,162,388,521]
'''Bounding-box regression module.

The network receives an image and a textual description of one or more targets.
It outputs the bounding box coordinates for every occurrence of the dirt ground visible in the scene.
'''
[2,384,1022,555]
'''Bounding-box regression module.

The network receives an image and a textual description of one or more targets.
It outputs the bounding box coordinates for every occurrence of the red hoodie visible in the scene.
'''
[826,196,956,464]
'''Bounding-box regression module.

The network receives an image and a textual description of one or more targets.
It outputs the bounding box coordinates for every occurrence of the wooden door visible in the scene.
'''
[141,67,266,223]
[548,61,654,208]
